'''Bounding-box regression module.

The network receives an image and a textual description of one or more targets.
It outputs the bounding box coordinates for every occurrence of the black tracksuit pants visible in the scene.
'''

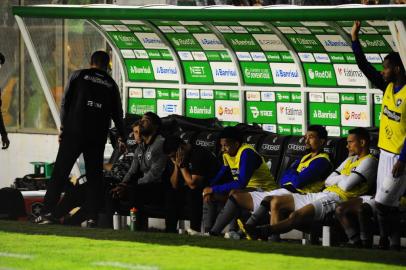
[42,135,105,220]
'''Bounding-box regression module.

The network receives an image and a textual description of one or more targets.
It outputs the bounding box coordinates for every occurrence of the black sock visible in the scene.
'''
[246,199,270,226]
[210,196,240,234]
[358,203,373,247]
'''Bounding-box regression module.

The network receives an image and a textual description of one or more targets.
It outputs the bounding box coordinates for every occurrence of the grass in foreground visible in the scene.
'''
[0,220,405,270]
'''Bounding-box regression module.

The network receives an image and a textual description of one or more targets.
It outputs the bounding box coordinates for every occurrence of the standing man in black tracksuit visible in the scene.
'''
[35,51,126,226]
[0,52,10,150]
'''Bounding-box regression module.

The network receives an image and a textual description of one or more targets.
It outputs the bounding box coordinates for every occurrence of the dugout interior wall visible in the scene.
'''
[12,5,406,137]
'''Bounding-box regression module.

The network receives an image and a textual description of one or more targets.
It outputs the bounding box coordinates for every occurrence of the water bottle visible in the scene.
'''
[113,212,120,230]
[266,160,272,170]
[130,208,137,231]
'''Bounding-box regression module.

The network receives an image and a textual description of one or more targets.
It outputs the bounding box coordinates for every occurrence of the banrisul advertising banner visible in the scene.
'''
[309,103,340,126]
[186,99,215,118]
[125,60,154,81]
[151,21,235,85]
[223,34,261,51]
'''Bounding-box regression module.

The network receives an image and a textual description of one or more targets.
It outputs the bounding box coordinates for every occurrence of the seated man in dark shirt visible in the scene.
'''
[163,136,221,234]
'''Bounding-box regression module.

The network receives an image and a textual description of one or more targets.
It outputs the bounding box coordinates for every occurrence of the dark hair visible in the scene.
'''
[131,120,140,129]
[90,51,110,70]
[348,127,370,145]
[0,53,5,65]
[384,52,405,73]
[163,136,184,155]
[307,125,328,141]
[144,112,162,128]
[219,126,243,143]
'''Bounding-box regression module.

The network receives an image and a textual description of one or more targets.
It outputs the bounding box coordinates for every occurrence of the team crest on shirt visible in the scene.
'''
[396,98,403,107]
[146,151,152,160]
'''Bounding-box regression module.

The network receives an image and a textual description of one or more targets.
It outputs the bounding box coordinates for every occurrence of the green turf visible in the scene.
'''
[0,220,405,270]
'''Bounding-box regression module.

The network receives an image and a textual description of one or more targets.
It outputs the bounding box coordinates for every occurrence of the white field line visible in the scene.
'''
[0,252,34,260]
[92,261,159,270]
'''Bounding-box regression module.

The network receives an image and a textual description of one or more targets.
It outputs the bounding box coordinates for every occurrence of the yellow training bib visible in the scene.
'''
[223,144,276,191]
[378,83,406,154]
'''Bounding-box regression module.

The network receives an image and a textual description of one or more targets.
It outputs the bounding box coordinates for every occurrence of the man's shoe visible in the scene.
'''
[33,213,56,225]
[83,219,97,228]
[224,231,241,240]
[186,228,203,236]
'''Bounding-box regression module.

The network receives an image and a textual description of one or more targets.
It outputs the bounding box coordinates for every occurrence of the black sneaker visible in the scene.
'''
[33,213,56,225]
[84,219,97,228]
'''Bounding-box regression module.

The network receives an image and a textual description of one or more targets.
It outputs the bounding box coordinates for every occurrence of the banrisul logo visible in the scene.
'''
[151,60,179,81]
[210,62,238,84]
[290,37,318,46]
[135,33,165,49]
[313,109,337,119]
[231,38,256,47]
[269,63,300,85]
[316,35,351,52]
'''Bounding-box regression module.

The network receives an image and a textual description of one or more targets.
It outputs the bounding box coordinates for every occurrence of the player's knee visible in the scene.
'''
[271,196,283,212]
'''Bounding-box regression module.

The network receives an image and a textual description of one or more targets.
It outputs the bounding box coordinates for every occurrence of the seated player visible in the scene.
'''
[163,136,221,234]
[239,127,378,240]
[209,125,332,238]
[203,126,276,235]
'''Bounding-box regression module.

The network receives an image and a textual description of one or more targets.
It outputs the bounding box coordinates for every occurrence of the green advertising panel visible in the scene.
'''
[125,59,155,81]
[278,124,292,135]
[240,62,273,85]
[223,33,261,51]
[182,61,213,84]
[303,63,337,86]
[166,33,202,51]
[215,90,229,100]
[340,93,356,104]
[246,101,276,124]
[107,32,143,49]
[186,99,215,118]
[292,125,303,136]
[309,103,340,126]
[285,34,325,53]
[276,92,291,102]
[128,98,156,114]
[359,35,391,53]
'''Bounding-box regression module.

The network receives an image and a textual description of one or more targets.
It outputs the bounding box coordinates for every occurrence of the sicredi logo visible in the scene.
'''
[316,35,351,52]
[135,33,166,49]
[341,104,369,127]
[252,34,287,51]
[334,64,366,86]
[308,69,332,80]
[193,34,225,50]
[269,63,301,85]
[250,106,273,119]
[151,60,179,81]
[210,62,239,83]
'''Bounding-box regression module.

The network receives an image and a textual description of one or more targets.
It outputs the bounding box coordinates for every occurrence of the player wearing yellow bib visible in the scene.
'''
[352,20,406,249]
[239,128,378,240]
[209,125,332,238]
[202,126,275,235]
